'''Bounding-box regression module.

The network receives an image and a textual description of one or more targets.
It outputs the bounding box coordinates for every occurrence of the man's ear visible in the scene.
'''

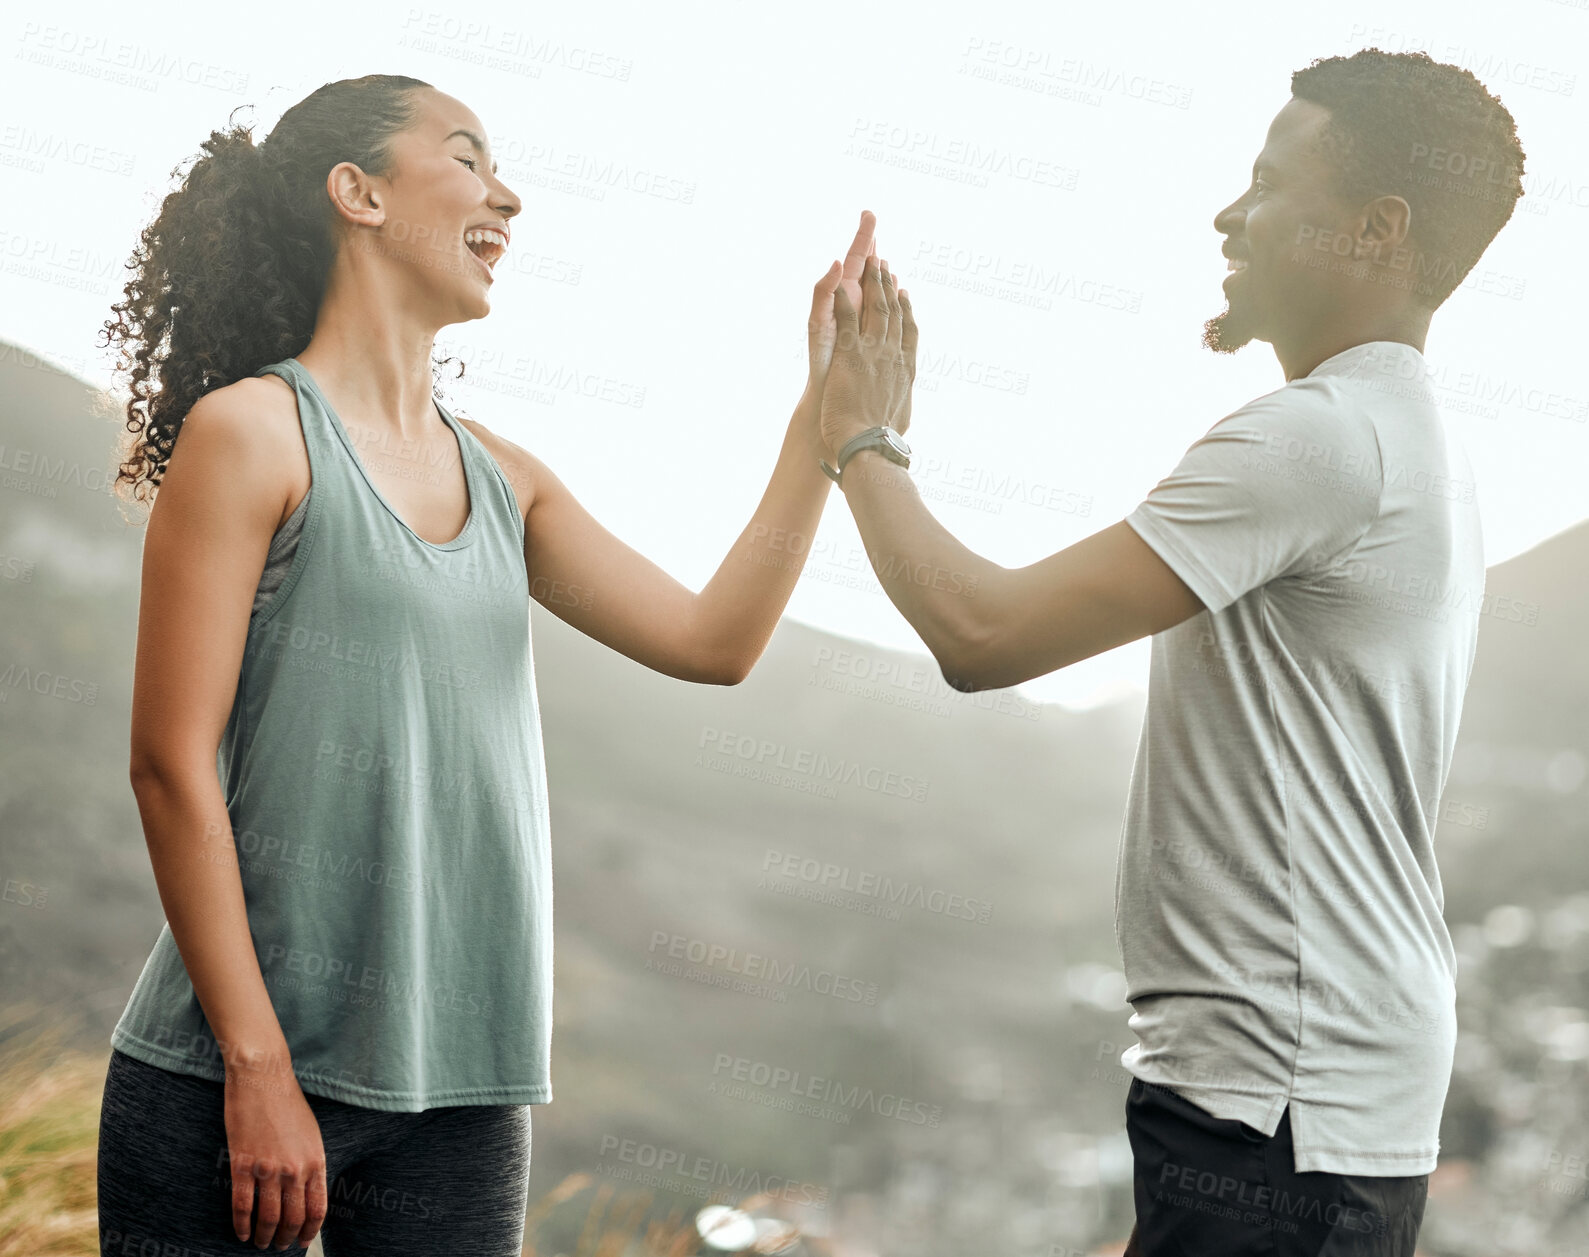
[1356,194,1412,257]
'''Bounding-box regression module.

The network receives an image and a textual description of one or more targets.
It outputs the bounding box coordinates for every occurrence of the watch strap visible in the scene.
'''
[820,426,909,484]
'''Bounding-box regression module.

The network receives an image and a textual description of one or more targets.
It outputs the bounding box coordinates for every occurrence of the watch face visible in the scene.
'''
[882,429,911,457]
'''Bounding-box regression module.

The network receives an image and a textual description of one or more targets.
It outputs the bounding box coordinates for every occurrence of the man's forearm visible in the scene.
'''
[838,448,1003,685]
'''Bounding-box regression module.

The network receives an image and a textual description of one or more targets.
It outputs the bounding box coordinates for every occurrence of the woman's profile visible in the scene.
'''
[97,72,887,1255]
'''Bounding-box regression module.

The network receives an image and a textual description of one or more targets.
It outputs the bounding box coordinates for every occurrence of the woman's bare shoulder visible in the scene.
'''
[172,374,310,529]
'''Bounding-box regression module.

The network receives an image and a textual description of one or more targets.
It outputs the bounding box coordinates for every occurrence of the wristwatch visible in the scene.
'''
[819,426,912,484]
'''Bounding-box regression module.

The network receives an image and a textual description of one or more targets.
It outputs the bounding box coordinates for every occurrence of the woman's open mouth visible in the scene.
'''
[463,227,508,278]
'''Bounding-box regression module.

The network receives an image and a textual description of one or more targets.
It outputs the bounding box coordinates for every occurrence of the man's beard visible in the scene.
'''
[1202,302,1255,354]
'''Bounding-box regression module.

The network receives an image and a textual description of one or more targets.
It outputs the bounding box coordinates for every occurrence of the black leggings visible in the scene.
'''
[97,1048,532,1257]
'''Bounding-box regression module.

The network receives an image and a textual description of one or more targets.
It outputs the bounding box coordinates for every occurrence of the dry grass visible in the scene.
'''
[0,1006,104,1255]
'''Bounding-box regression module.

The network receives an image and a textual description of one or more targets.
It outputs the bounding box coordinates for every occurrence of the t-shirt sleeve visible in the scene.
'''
[1125,380,1384,614]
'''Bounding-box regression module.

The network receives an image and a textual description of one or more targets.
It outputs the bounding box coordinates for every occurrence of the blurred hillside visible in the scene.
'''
[0,340,1585,1254]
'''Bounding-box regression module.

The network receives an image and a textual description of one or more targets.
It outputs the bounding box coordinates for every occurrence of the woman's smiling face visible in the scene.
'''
[331,87,523,323]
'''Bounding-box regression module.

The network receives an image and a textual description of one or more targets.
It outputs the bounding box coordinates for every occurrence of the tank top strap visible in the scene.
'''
[430,394,526,548]
[252,355,315,406]
[250,356,350,493]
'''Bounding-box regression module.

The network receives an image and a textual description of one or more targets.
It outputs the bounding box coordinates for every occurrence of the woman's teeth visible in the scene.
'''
[464,228,508,267]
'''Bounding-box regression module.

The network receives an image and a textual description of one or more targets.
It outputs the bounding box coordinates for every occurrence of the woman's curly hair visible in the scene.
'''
[101,73,463,505]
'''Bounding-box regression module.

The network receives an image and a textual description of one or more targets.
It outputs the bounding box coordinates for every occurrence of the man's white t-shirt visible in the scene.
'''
[1118,339,1484,1176]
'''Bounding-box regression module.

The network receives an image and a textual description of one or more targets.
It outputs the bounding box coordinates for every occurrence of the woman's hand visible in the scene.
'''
[223,1051,329,1250]
[820,252,918,465]
[803,210,880,405]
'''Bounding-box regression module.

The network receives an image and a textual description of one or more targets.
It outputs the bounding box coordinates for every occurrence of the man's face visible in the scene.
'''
[1203,96,1358,354]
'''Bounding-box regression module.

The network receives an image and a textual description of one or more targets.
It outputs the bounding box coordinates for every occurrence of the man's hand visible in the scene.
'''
[820,253,918,465]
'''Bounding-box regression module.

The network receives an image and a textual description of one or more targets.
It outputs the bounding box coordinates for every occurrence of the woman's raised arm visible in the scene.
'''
[464,212,883,684]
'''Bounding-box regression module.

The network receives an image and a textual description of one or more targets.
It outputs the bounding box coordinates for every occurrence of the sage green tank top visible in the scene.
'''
[111,356,554,1110]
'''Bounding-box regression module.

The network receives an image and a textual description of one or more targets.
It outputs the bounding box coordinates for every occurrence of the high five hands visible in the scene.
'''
[803,210,919,477]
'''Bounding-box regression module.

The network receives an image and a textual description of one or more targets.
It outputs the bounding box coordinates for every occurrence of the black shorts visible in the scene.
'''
[1124,1077,1428,1256]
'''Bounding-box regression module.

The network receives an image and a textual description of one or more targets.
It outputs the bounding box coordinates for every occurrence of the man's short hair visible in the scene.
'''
[1290,48,1527,310]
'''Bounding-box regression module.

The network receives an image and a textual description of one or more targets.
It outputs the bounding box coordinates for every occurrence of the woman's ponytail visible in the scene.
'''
[102,74,437,505]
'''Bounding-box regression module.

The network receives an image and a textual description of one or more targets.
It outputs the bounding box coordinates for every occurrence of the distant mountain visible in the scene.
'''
[1433,514,1589,921]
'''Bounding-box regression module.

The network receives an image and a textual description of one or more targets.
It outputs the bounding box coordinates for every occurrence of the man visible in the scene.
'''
[815,49,1527,1254]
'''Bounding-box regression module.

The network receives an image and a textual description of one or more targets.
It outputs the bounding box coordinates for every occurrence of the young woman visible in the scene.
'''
[97,73,888,1256]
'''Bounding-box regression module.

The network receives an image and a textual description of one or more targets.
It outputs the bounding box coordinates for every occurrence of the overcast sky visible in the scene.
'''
[5,0,1585,708]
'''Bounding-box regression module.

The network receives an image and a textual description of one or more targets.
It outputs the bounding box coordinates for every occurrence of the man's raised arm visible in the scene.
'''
[818,253,1205,693]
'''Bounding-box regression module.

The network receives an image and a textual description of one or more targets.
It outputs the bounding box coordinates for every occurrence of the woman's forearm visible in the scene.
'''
[689,390,833,680]
[129,763,295,1081]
